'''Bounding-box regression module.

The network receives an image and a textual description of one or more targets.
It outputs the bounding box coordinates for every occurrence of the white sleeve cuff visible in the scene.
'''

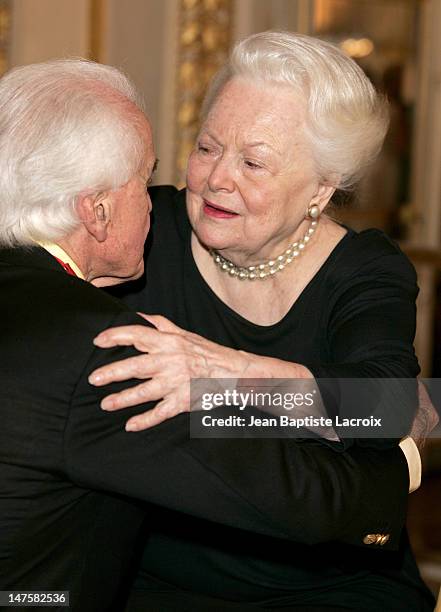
[399,436,422,493]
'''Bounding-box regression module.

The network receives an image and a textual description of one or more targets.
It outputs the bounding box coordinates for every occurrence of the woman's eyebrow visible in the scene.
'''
[198,129,223,146]
[201,131,280,155]
[245,141,281,155]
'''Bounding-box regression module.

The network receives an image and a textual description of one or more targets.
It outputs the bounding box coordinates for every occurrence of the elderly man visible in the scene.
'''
[0,60,421,611]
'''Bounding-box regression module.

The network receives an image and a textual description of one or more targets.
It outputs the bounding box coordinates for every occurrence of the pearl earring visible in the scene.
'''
[307,204,320,220]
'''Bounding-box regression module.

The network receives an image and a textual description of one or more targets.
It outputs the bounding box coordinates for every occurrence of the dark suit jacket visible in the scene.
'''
[0,246,411,611]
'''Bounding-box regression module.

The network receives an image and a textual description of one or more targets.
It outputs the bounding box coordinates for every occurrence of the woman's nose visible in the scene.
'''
[207,158,235,193]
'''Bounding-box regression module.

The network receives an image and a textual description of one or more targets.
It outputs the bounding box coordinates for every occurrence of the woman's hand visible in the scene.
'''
[410,381,439,450]
[89,314,312,431]
[89,314,256,431]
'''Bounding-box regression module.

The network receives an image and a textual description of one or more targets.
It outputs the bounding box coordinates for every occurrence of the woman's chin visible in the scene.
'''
[192,225,236,253]
[199,238,230,254]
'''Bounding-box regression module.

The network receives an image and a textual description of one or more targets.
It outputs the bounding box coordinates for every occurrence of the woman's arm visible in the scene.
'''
[75,311,411,549]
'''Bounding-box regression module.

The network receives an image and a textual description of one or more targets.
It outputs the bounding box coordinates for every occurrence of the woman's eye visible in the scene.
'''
[197,143,212,155]
[244,160,262,170]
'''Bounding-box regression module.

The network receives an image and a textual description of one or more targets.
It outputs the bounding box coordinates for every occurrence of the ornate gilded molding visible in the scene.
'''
[0,0,11,76]
[89,0,106,62]
[175,0,233,185]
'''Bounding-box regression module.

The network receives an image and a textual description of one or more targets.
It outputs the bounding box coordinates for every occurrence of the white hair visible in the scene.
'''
[0,59,147,247]
[202,31,389,191]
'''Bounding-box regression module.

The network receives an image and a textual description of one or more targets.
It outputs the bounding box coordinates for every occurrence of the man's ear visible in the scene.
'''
[76,192,111,243]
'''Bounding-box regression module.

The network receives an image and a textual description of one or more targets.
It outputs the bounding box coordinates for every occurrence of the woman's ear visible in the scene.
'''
[76,192,111,243]
[315,184,336,211]
[311,175,340,214]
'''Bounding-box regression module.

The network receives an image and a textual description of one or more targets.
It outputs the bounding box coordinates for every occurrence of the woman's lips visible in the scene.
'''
[203,200,238,219]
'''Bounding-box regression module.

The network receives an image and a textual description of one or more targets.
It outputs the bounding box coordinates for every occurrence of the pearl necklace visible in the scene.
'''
[210,219,318,280]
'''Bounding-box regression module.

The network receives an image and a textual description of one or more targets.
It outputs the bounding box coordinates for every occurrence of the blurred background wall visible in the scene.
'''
[1,0,441,596]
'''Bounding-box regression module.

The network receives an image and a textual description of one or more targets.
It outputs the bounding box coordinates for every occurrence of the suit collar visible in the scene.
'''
[0,244,67,274]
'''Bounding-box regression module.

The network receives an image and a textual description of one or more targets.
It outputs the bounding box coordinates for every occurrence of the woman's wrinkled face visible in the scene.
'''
[186,77,325,264]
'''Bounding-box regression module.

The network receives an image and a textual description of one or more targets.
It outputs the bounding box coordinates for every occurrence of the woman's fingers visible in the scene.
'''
[99,377,168,411]
[93,324,159,351]
[89,354,155,386]
[137,312,184,334]
[89,321,258,427]
[410,381,440,448]
[125,396,189,431]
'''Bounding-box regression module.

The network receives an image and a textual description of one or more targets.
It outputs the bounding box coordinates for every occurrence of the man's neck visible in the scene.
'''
[38,241,85,279]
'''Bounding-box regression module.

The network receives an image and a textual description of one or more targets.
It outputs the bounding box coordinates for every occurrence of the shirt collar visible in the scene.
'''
[37,241,85,279]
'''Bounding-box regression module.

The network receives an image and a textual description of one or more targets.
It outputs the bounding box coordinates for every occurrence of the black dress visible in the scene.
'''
[112,186,434,611]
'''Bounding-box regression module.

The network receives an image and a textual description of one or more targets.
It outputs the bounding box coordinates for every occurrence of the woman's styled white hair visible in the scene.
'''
[202,31,389,191]
[0,59,147,247]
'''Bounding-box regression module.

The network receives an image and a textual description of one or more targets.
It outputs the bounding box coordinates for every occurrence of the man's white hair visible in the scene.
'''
[0,59,147,247]
[202,31,389,190]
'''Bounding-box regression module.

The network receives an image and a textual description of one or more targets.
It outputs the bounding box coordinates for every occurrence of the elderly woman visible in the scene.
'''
[93,33,434,611]
[0,56,413,611]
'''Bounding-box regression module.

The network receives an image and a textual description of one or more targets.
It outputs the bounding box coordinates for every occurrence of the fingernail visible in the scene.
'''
[101,399,113,411]
[125,421,139,432]
[88,373,101,384]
